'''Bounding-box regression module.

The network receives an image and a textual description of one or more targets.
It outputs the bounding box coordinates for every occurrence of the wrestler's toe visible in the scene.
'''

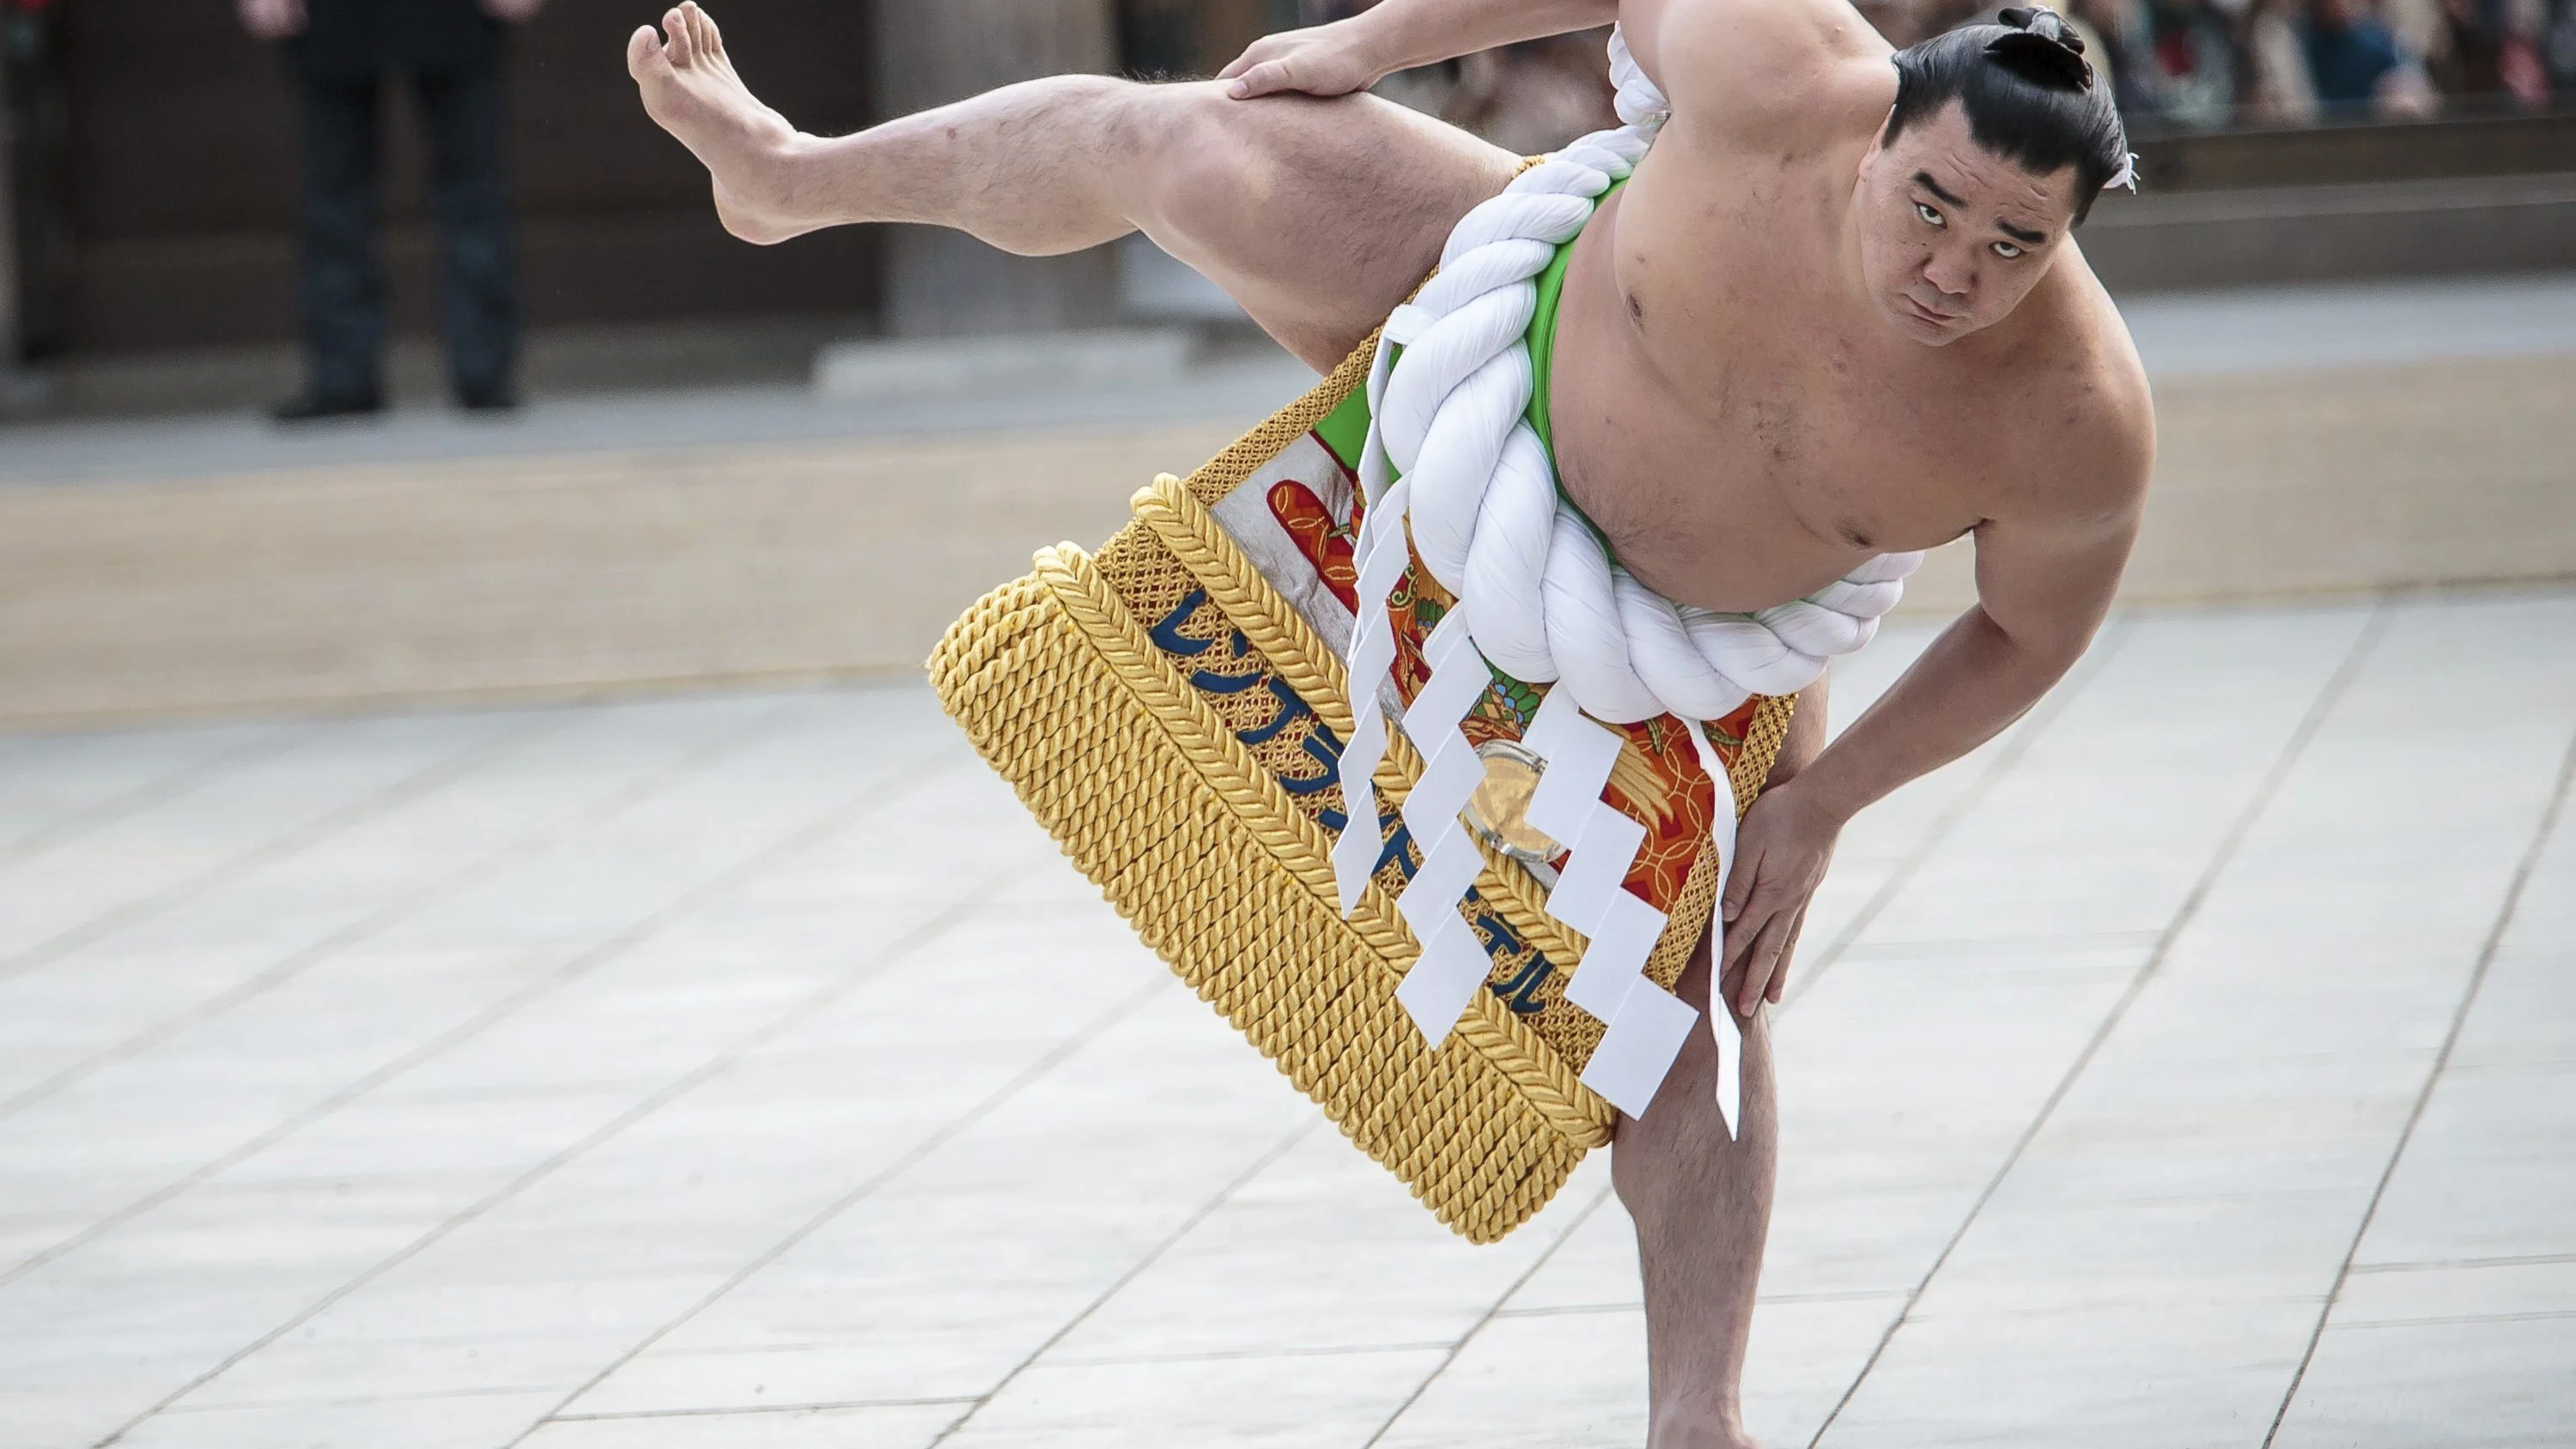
[626,24,665,81]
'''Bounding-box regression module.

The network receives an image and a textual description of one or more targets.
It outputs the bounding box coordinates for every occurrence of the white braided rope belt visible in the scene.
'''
[1331,28,1923,1133]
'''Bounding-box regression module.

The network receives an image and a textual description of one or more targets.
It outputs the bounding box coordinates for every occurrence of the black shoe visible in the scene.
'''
[456,385,519,413]
[270,390,383,423]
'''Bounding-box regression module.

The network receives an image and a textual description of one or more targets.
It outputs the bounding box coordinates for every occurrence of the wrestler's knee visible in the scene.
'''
[1122,81,1294,239]
[1611,944,1774,1137]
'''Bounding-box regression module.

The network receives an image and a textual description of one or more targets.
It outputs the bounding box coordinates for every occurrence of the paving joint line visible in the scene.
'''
[9,740,963,1294]
[2258,705,2576,1448]
[549,1395,985,1422]
[923,1112,1328,1448]
[516,960,1183,1443]
[151,1384,569,1414]
[0,698,813,1124]
[1361,1181,1621,1448]
[2324,1307,2576,1333]
[1778,614,2138,1014]
[0,708,573,986]
[2348,1250,2576,1274]
[90,754,1003,1446]
[1832,929,2163,962]
[1801,597,2393,1449]
[1049,1340,1461,1367]
[1487,1300,1637,1320]
[0,723,296,870]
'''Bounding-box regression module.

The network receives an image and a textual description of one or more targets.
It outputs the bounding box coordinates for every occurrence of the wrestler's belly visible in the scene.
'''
[1564,455,1872,611]
[1546,222,1970,613]
[1549,402,1895,615]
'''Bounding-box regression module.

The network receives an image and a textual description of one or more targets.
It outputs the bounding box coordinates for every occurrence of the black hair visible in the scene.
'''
[1883,7,2131,226]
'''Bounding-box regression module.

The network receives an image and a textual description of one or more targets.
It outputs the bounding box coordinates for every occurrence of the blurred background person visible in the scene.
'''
[2551,0,2576,96]
[2053,0,2136,82]
[2238,0,2325,122]
[2429,0,2512,97]
[2424,0,2555,106]
[237,0,546,421]
[2303,0,2443,115]
[2140,0,2241,128]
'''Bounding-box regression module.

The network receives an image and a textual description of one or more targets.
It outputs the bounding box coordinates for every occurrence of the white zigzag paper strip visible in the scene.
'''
[1682,718,1745,1137]
[1522,689,1697,1122]
[1388,614,1505,1040]
[1334,26,1907,1127]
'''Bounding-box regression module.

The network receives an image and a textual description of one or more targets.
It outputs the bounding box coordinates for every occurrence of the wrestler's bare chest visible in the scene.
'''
[1546,185,2002,615]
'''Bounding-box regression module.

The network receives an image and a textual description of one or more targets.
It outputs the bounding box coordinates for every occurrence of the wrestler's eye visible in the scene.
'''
[1914,202,1945,227]
[1992,239,2024,258]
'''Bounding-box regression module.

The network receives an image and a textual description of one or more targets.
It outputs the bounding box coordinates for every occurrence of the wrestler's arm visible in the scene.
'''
[1224,0,1618,99]
[1619,0,1891,130]
[1223,0,1887,102]
[1716,423,2149,1016]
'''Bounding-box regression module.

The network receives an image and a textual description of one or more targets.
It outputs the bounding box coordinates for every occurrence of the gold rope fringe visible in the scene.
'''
[933,546,1591,1240]
[928,332,1795,1241]
[1133,473,1354,740]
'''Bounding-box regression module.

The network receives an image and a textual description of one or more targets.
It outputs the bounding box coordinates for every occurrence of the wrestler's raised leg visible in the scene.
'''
[627,3,1518,368]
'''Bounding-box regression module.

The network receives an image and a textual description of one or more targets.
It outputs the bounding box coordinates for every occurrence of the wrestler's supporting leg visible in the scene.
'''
[1612,675,1828,1449]
[627,3,1517,368]
[1617,949,1777,1449]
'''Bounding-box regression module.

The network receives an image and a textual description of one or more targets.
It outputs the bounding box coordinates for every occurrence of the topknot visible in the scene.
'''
[1987,6,2095,90]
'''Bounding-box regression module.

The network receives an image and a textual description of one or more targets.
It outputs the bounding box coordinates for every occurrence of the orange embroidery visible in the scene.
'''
[1267,478,1361,614]
[1376,547,1765,917]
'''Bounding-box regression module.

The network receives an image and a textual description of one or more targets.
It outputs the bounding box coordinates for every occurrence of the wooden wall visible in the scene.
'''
[54,0,879,353]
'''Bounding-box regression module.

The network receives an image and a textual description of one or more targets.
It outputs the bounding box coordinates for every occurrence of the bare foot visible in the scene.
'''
[627,3,809,243]
[1649,1419,1765,1449]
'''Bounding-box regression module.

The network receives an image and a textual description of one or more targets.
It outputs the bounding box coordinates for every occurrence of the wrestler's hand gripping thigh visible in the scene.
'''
[627,3,1522,370]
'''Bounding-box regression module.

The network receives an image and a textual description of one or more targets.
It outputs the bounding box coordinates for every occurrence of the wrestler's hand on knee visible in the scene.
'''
[1221,21,1386,100]
[1718,785,1842,1018]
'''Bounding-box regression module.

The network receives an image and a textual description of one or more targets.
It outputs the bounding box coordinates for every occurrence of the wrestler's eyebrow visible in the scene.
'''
[1997,219,2046,245]
[1911,171,1965,208]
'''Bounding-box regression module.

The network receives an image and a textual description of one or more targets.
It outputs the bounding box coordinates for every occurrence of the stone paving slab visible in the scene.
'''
[2,590,2571,1448]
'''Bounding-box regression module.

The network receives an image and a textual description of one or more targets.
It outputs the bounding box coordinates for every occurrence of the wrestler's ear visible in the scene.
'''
[1870,101,1908,157]
[1856,118,1893,183]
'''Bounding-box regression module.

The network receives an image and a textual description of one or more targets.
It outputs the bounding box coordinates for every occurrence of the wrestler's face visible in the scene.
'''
[1854,101,2081,346]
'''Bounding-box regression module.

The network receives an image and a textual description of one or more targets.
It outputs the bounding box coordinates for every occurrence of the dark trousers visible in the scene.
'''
[291,50,519,403]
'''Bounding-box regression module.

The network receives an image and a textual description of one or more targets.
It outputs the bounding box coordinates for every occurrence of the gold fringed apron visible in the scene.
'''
[927,332,1792,1244]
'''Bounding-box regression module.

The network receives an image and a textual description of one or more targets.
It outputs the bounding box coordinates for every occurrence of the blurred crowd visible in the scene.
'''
[1862,0,2568,127]
[1302,0,2571,145]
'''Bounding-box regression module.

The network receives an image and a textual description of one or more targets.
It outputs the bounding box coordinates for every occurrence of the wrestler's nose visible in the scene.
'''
[1921,250,1974,304]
